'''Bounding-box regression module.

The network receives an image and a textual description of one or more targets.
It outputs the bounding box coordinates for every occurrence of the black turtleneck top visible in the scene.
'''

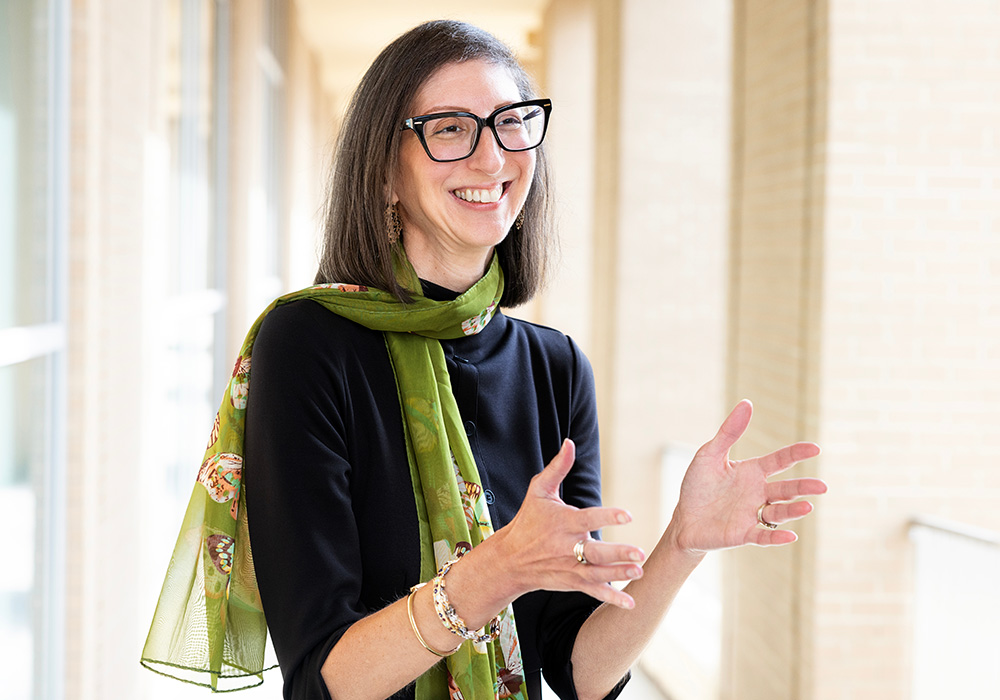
[244,282,629,700]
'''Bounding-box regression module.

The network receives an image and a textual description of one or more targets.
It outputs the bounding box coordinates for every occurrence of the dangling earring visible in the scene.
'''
[385,203,403,244]
[515,209,525,230]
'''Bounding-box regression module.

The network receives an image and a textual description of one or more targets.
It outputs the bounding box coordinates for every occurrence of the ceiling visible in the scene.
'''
[292,0,549,107]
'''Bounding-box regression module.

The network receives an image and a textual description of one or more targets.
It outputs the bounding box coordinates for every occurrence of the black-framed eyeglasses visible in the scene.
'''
[400,98,552,163]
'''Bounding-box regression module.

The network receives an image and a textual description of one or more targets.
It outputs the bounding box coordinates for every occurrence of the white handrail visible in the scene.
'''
[908,514,1000,548]
[0,323,66,368]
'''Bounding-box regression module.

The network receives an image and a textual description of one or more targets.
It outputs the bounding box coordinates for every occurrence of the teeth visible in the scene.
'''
[455,185,502,203]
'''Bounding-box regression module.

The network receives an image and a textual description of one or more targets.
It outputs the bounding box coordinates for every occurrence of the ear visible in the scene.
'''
[385,181,399,207]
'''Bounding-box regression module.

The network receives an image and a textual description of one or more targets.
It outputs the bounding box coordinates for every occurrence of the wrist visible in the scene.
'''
[473,526,529,603]
[662,516,709,562]
[439,537,518,631]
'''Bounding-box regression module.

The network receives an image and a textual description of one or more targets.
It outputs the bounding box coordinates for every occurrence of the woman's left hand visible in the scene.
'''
[666,399,827,552]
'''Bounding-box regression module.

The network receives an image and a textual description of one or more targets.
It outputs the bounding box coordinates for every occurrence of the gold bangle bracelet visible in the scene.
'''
[407,583,459,658]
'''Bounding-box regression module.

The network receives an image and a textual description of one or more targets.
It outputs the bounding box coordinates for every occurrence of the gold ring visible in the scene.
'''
[573,539,589,564]
[757,503,778,530]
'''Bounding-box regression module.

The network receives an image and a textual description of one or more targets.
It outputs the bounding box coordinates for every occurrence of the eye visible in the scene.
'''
[496,106,542,131]
[498,115,523,128]
[425,116,472,139]
[434,124,463,135]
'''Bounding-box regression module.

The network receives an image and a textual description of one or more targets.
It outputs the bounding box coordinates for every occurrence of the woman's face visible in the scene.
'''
[392,59,536,281]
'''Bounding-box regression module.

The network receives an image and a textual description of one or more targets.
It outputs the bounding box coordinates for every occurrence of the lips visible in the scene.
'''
[452,182,504,203]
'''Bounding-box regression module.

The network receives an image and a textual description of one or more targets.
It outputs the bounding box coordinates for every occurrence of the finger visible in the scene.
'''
[575,540,646,566]
[748,527,799,547]
[765,477,828,503]
[572,506,633,534]
[584,582,637,610]
[754,441,822,477]
[705,399,753,457]
[759,499,815,526]
[576,560,644,582]
[530,439,576,497]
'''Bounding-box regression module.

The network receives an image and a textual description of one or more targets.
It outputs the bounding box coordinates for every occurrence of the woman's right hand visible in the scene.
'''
[323,440,643,700]
[485,439,646,610]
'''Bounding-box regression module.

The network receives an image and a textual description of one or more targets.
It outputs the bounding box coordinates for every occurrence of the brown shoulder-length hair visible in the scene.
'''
[314,20,554,307]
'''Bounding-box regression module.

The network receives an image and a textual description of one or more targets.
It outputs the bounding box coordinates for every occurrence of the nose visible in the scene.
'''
[467,126,505,174]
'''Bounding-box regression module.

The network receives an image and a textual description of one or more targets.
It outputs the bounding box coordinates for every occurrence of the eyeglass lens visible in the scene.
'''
[422,103,547,161]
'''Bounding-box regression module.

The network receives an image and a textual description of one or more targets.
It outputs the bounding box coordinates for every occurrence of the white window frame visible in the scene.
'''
[0,0,69,697]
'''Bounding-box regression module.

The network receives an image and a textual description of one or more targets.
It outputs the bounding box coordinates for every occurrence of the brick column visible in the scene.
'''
[723,1,827,698]
[66,0,154,697]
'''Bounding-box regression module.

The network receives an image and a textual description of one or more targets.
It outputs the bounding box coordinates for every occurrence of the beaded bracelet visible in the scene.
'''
[431,556,501,644]
[407,583,460,657]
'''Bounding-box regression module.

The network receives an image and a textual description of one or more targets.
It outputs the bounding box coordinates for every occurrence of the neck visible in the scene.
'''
[403,237,493,294]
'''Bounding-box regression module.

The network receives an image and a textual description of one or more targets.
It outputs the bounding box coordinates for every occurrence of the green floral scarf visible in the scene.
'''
[141,252,527,699]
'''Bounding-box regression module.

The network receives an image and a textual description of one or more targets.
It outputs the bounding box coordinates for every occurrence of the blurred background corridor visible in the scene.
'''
[2,0,998,698]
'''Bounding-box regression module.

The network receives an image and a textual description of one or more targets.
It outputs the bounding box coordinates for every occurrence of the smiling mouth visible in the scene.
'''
[453,182,505,204]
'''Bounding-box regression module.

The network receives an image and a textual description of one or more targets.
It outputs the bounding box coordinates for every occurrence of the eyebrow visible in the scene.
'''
[418,101,519,115]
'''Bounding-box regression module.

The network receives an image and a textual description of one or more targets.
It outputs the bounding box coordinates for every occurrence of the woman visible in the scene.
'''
[141,19,826,700]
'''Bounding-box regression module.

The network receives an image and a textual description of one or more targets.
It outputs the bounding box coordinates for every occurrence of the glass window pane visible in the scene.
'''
[152,0,222,491]
[0,0,52,330]
[0,356,51,700]
[0,1,65,698]
[165,0,217,296]
[156,309,219,494]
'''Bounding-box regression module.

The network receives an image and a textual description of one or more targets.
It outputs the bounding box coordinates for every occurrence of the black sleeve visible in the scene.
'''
[537,337,631,700]
[243,302,372,700]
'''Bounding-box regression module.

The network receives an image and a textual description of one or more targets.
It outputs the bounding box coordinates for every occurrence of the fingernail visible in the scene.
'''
[629,551,643,562]
[616,511,631,524]
[628,566,642,578]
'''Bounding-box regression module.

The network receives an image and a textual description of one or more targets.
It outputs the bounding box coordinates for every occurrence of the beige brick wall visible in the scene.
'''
[615,0,730,483]
[812,0,1000,698]
[539,0,730,554]
[538,0,598,351]
[728,0,1000,698]
[724,0,827,695]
